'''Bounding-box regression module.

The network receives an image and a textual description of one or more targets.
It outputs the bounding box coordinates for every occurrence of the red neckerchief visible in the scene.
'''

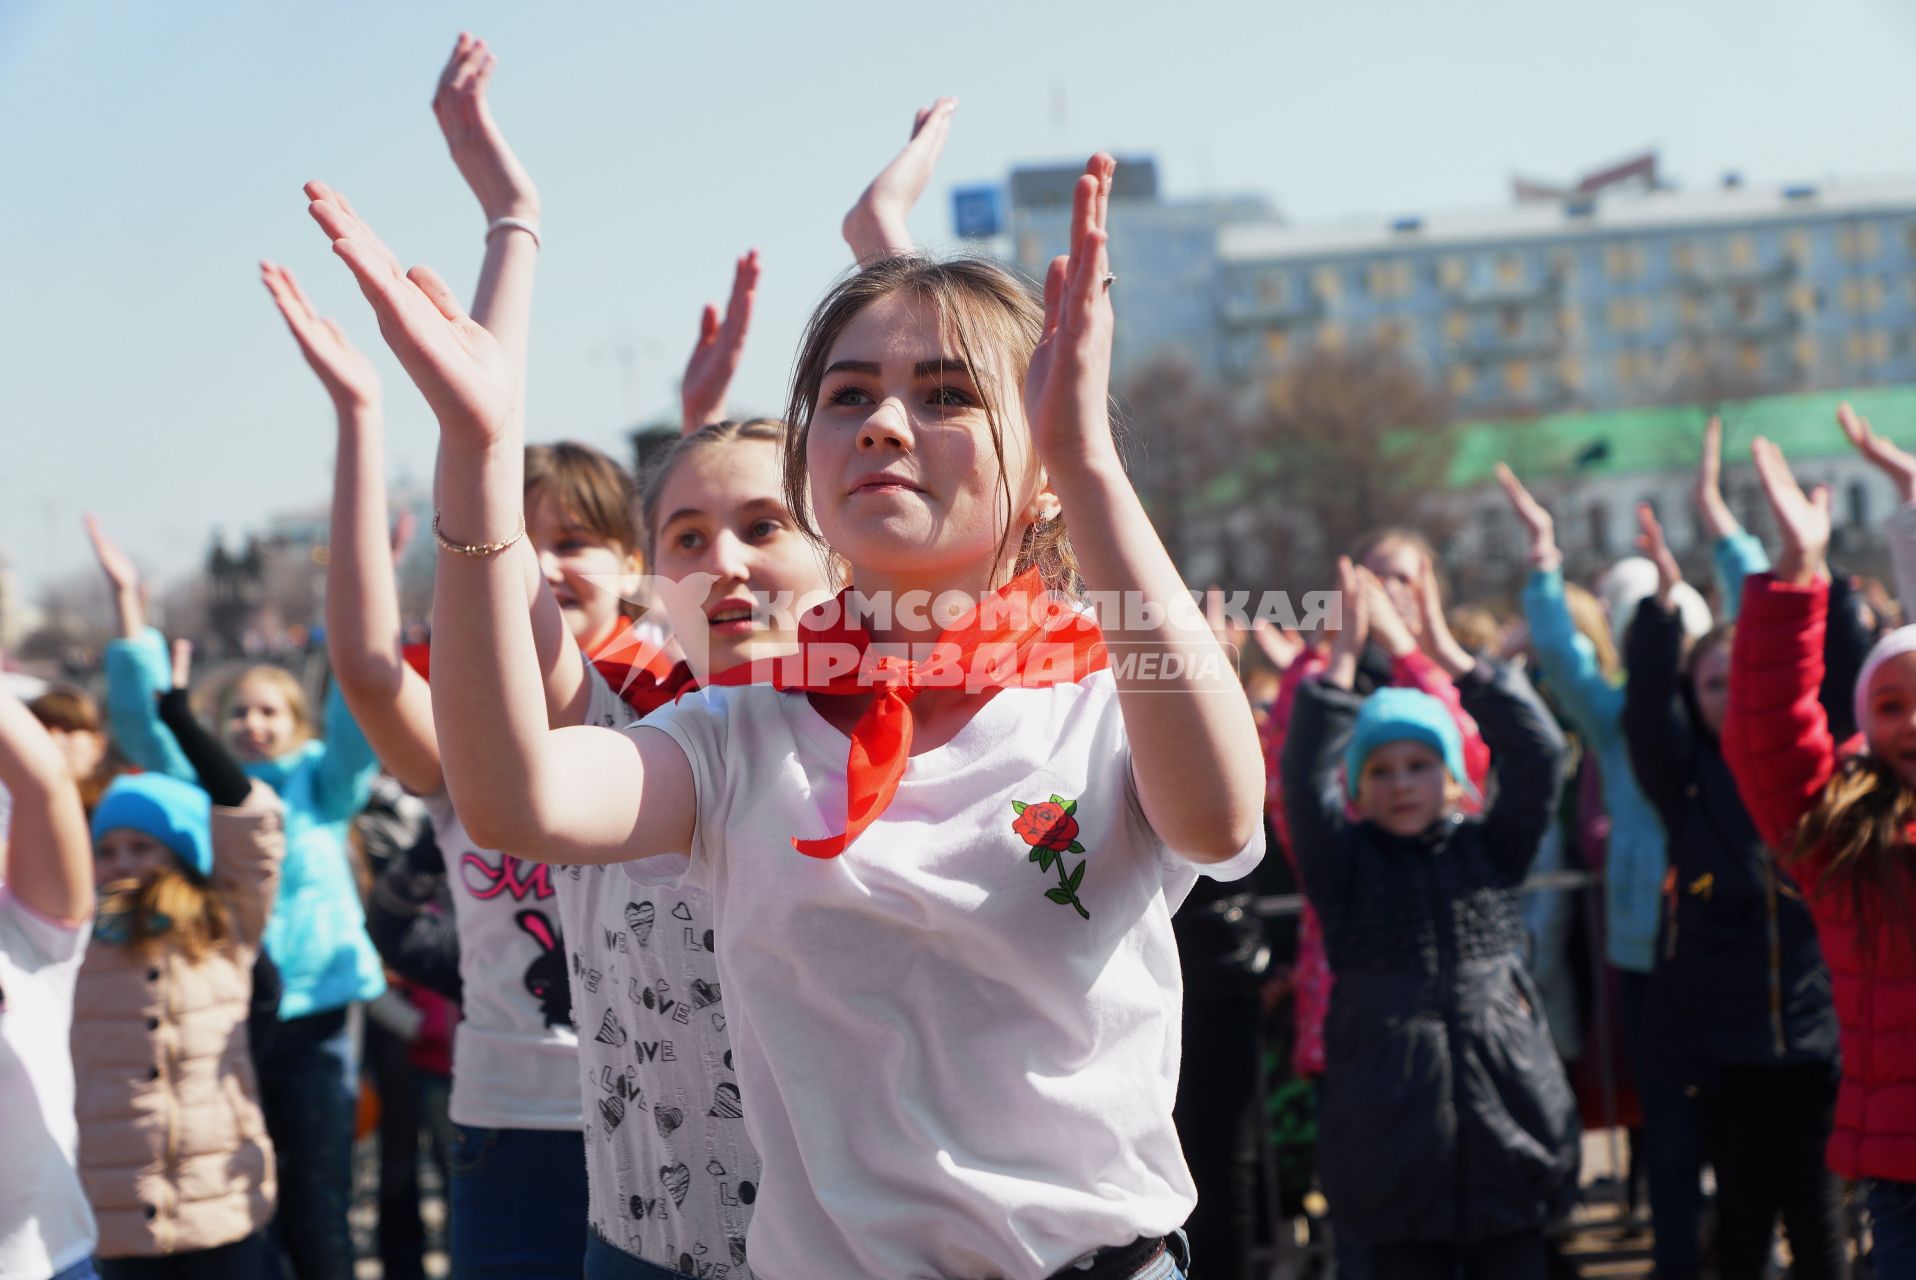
[402,626,682,718]
[709,567,1107,858]
[581,616,677,714]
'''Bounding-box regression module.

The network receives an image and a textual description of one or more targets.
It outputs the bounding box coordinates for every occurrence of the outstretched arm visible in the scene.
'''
[0,682,92,924]
[84,513,145,641]
[843,98,957,264]
[1837,401,1916,614]
[265,260,444,797]
[1028,158,1262,865]
[306,183,694,863]
[680,251,759,435]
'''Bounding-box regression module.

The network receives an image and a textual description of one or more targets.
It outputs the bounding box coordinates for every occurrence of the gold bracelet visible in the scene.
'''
[433,511,526,558]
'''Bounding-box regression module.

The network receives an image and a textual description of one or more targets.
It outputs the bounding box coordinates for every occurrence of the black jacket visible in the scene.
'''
[1281,661,1579,1245]
[1621,598,1839,1081]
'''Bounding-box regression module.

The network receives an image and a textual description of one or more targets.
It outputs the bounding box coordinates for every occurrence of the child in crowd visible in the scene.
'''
[76,643,286,1279]
[1725,434,1916,1280]
[0,681,98,1280]
[1282,556,1578,1280]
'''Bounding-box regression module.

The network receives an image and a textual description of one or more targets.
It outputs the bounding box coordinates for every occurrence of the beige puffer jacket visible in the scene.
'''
[71,782,285,1258]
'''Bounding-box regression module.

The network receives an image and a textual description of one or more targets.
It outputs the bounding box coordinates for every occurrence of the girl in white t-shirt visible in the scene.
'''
[559,418,837,1279]
[0,680,98,1280]
[261,35,698,1279]
[307,152,1264,1280]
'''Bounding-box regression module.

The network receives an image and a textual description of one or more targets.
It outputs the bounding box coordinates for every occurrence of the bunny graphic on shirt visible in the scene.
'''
[515,909,572,1028]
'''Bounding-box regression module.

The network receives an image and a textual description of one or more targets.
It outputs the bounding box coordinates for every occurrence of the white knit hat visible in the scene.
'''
[1853,625,1916,748]
[1597,556,1713,648]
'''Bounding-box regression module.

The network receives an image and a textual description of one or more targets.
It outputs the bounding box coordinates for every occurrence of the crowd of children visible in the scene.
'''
[3,30,1915,1280]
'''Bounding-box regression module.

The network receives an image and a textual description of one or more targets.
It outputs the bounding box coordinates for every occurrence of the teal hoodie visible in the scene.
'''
[106,629,386,1017]
[1520,532,1766,972]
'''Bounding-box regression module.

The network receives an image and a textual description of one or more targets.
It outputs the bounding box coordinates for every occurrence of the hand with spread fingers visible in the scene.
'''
[1025,153,1118,478]
[1327,556,1370,690]
[1837,401,1916,505]
[1494,463,1559,571]
[305,180,516,450]
[680,250,760,435]
[261,260,380,414]
[433,32,540,226]
[844,97,957,264]
[85,513,145,640]
[1750,436,1831,587]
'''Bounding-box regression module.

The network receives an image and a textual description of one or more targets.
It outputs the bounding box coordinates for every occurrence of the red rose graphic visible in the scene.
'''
[1013,801,1080,852]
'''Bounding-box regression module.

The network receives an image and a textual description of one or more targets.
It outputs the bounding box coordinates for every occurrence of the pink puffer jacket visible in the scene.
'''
[71,782,285,1258]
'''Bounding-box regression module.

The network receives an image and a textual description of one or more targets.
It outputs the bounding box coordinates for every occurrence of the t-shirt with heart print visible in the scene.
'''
[553,667,757,1275]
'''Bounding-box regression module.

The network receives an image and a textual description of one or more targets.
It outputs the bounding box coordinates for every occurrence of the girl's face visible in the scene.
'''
[227,676,298,761]
[95,828,173,890]
[1362,541,1428,639]
[1691,646,1732,737]
[527,492,642,644]
[651,442,835,677]
[806,291,1043,599]
[1355,741,1453,837]
[1863,651,1916,788]
[47,726,107,782]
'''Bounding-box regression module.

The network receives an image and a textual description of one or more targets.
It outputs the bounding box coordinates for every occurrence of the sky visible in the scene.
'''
[5,0,1916,600]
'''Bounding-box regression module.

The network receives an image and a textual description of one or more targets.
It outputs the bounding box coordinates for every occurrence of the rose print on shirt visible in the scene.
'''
[1012,794,1089,919]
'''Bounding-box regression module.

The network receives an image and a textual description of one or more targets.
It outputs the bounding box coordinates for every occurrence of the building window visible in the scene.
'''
[1560,355,1583,389]
[1449,364,1474,396]
[1728,233,1755,269]
[1264,330,1290,363]
[1318,322,1346,351]
[1258,271,1287,306]
[1500,305,1522,338]
[1848,332,1871,364]
[1792,284,1818,314]
[1680,296,1702,327]
[1873,330,1891,362]
[1738,342,1762,374]
[1439,256,1466,289]
[1373,317,1407,346]
[1604,242,1645,280]
[1788,229,1812,264]
[1313,266,1342,303]
[1505,360,1532,396]
[1497,253,1524,287]
[1733,287,1758,321]
[1445,311,1468,343]
[1672,239,1696,273]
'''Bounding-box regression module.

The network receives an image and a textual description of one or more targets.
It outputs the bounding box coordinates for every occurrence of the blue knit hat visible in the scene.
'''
[1345,687,1474,802]
[91,774,213,879]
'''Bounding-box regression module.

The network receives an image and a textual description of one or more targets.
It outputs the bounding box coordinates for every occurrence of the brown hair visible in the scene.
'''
[1355,527,1439,575]
[525,441,642,557]
[1447,604,1501,657]
[97,868,233,962]
[222,665,313,753]
[28,687,101,734]
[781,255,1079,592]
[639,419,789,561]
[1790,753,1915,960]
[1562,582,1621,683]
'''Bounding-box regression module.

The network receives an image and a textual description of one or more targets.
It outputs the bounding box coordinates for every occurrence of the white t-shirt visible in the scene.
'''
[556,670,758,1273]
[634,670,1263,1280]
[0,887,97,1280]
[428,791,582,1130]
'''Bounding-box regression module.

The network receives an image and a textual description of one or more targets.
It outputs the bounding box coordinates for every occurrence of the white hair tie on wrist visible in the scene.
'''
[486,217,541,250]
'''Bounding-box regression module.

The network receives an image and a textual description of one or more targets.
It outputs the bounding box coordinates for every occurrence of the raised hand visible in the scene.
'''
[1359,565,1417,659]
[261,260,380,413]
[1493,463,1559,569]
[680,250,760,435]
[1837,401,1916,505]
[843,97,957,263]
[169,638,192,692]
[1635,503,1684,609]
[1025,154,1117,477]
[1750,436,1831,586]
[1694,415,1740,540]
[1249,620,1303,672]
[1326,556,1369,689]
[306,180,516,449]
[84,513,144,641]
[433,32,540,224]
[1413,559,1476,678]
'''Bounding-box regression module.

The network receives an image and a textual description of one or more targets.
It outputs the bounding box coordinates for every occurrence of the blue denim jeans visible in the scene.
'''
[258,1008,357,1280]
[447,1125,588,1280]
[52,1258,100,1280]
[1616,969,1703,1280]
[1872,1179,1916,1280]
[585,1229,695,1280]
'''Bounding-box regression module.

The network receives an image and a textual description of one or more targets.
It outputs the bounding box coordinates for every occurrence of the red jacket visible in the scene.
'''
[1724,573,1916,1182]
